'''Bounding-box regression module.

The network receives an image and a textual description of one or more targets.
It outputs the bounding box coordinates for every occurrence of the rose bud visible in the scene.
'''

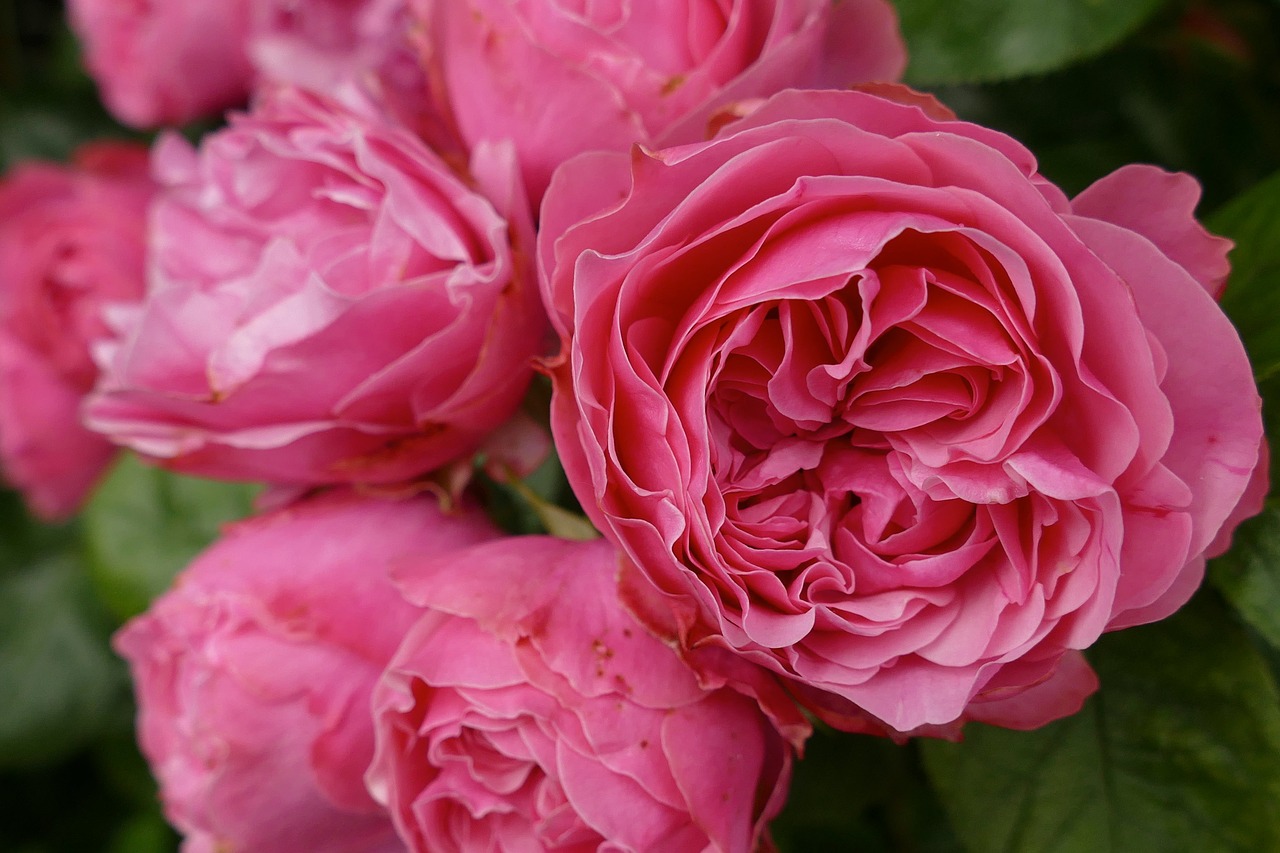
[0,142,153,518]
[411,0,906,202]
[115,489,500,852]
[539,87,1266,736]
[86,86,545,488]
[368,536,806,852]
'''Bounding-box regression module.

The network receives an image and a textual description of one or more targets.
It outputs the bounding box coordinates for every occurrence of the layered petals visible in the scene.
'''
[539,88,1265,734]
[368,536,803,852]
[115,489,500,852]
[0,142,153,517]
[412,0,906,201]
[86,88,545,487]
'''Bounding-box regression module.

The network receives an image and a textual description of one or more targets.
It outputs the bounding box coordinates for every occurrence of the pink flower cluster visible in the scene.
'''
[0,0,1267,850]
[118,492,806,852]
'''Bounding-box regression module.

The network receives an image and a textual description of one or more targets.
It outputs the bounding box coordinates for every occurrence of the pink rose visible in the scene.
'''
[115,489,500,852]
[368,536,805,852]
[0,142,153,518]
[68,0,450,143]
[412,0,906,202]
[86,87,544,487]
[539,88,1266,736]
[249,0,454,151]
[251,0,409,90]
[68,0,256,127]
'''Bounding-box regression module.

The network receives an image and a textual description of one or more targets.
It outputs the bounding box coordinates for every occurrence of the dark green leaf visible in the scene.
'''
[896,0,1167,85]
[92,729,167,811]
[82,455,257,621]
[0,745,175,852]
[0,105,93,170]
[106,813,178,853]
[0,22,123,173]
[1212,169,1280,382]
[0,488,65,573]
[1211,500,1280,651]
[504,474,599,541]
[922,593,1280,852]
[0,555,125,768]
[928,2,1280,209]
[773,731,963,852]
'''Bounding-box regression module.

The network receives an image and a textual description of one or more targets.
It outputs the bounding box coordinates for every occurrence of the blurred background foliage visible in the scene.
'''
[1,0,1278,851]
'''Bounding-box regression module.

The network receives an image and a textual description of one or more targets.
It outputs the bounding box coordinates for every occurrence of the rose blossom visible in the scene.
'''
[86,86,544,487]
[68,0,257,127]
[115,489,501,852]
[368,535,806,852]
[249,0,454,150]
[69,0,448,138]
[411,0,906,202]
[0,142,153,519]
[539,87,1266,736]
[250,0,412,95]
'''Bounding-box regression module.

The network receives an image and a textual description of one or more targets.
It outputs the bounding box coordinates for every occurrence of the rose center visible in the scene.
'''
[701,234,1031,590]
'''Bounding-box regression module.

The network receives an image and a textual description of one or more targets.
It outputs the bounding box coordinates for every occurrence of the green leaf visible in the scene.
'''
[1212,169,1280,382]
[0,742,175,852]
[504,474,600,541]
[0,488,64,573]
[82,455,257,621]
[0,105,90,171]
[1211,500,1280,651]
[106,813,178,853]
[93,728,168,811]
[479,444,600,539]
[773,731,963,852]
[922,592,1280,853]
[0,555,125,768]
[896,0,1167,86]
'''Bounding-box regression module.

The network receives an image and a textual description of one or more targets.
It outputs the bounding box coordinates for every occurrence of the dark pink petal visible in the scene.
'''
[1072,164,1233,298]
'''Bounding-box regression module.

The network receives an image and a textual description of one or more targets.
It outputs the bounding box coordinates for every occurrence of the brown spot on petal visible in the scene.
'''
[661,75,686,96]
[328,425,449,477]
[852,82,957,121]
[705,98,766,139]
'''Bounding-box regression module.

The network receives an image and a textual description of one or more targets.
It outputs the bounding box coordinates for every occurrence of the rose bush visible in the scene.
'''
[0,141,153,518]
[540,87,1267,735]
[368,535,806,852]
[86,86,544,487]
[115,489,500,852]
[411,0,906,202]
